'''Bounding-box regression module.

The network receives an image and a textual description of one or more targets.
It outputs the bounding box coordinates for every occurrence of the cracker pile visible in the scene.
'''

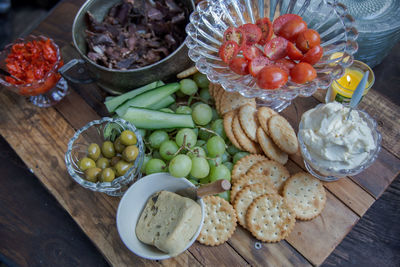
[197,84,326,245]
[212,83,299,164]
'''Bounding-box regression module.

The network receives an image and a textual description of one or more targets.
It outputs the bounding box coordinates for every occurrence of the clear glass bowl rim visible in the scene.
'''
[65,117,144,192]
[297,103,382,178]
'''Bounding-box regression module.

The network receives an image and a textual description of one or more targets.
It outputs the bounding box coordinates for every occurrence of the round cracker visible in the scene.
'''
[268,115,299,155]
[257,127,288,165]
[246,194,296,242]
[283,172,326,220]
[230,173,275,203]
[257,106,277,134]
[224,110,243,150]
[247,159,290,193]
[231,154,267,184]
[234,183,276,228]
[239,104,259,142]
[220,91,256,116]
[209,83,215,98]
[197,196,237,246]
[214,85,224,115]
[232,115,262,154]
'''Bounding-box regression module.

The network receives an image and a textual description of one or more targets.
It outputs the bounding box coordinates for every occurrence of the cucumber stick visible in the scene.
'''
[115,82,180,116]
[121,107,194,129]
[105,80,164,113]
[148,95,175,110]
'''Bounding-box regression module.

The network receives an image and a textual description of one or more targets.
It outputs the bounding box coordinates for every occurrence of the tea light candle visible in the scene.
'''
[326,60,375,105]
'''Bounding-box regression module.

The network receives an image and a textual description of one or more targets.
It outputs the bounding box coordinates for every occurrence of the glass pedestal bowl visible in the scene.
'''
[65,118,144,196]
[185,0,358,111]
[0,35,68,108]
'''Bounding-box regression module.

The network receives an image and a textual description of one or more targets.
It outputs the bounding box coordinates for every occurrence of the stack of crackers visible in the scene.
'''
[197,83,327,246]
[210,83,299,164]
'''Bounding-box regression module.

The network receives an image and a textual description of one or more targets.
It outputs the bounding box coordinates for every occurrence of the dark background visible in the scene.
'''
[0,1,399,267]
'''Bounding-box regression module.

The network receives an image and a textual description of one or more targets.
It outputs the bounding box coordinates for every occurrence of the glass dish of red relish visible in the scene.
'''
[0,35,68,107]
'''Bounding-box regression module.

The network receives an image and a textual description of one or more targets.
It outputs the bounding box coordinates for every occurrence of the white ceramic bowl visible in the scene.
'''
[116,173,205,260]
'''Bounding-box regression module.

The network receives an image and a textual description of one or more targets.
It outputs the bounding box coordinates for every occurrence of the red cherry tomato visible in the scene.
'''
[264,37,288,60]
[256,18,273,45]
[296,29,321,53]
[256,65,288,89]
[223,27,246,48]
[219,41,240,63]
[272,14,303,35]
[229,56,249,75]
[290,62,317,84]
[238,23,262,45]
[275,58,296,74]
[301,45,323,65]
[248,56,273,77]
[278,19,307,42]
[242,44,264,60]
[287,42,303,60]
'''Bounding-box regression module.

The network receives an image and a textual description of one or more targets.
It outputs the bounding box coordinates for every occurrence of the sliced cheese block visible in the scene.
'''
[136,190,202,256]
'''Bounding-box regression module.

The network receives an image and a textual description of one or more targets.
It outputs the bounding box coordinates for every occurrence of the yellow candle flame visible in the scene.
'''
[346,75,351,86]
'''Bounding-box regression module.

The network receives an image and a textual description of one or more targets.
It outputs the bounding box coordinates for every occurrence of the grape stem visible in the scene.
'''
[196,126,228,149]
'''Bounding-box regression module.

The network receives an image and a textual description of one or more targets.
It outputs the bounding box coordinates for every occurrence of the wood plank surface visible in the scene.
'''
[1,0,399,266]
[0,90,200,267]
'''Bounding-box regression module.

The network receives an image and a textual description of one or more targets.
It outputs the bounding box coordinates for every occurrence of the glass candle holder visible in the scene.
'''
[326,60,375,105]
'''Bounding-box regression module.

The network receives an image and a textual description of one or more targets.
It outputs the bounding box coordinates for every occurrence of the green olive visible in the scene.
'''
[122,145,139,162]
[84,167,101,183]
[101,141,116,158]
[87,143,101,161]
[100,168,115,182]
[79,157,96,171]
[110,156,122,166]
[96,157,110,169]
[115,160,131,176]
[120,130,137,146]
[114,137,126,153]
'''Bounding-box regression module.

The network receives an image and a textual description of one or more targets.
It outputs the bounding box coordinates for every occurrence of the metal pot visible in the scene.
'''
[60,0,195,95]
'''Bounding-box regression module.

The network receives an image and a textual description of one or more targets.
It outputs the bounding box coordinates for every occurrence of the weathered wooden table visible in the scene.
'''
[0,0,399,266]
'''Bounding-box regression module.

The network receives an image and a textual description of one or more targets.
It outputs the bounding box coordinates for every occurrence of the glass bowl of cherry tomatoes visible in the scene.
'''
[0,35,68,107]
[185,0,358,111]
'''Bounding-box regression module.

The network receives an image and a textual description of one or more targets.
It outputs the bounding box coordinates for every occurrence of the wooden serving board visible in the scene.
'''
[0,0,399,266]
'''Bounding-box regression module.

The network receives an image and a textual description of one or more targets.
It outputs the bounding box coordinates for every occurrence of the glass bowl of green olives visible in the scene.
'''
[65,117,144,196]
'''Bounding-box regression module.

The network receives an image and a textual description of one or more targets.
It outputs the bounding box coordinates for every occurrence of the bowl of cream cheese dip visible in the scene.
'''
[298,102,381,181]
[116,172,204,260]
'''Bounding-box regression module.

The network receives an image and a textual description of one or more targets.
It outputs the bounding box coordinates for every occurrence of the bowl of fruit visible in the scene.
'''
[65,117,144,196]
[185,0,358,111]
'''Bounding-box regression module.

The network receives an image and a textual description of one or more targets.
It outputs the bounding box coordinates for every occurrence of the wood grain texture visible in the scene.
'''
[228,228,312,267]
[286,192,359,266]
[0,137,109,267]
[323,175,400,267]
[0,90,199,267]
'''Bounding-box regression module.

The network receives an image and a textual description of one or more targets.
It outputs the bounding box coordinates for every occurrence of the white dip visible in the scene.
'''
[299,102,376,172]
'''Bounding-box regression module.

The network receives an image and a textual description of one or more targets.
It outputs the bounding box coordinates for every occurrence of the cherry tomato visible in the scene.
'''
[223,27,246,48]
[290,62,317,84]
[219,41,240,63]
[256,65,288,89]
[264,37,288,60]
[229,56,249,75]
[296,29,321,53]
[275,58,296,74]
[242,44,264,60]
[287,42,303,60]
[256,17,273,45]
[248,56,273,77]
[278,19,307,42]
[272,14,303,35]
[238,23,262,45]
[301,45,323,65]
